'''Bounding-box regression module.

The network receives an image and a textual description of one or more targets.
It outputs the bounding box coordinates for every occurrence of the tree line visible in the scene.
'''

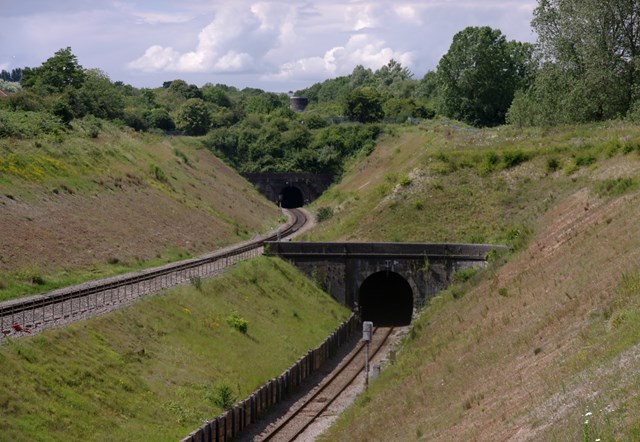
[2,0,639,172]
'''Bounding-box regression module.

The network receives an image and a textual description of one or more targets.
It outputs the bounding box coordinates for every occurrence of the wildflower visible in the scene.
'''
[585,411,592,417]
[584,419,589,425]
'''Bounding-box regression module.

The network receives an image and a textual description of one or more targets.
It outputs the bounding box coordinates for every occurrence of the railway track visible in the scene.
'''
[257,326,395,442]
[0,208,308,340]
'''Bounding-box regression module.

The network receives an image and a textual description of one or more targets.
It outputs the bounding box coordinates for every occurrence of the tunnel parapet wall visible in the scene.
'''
[243,172,334,207]
[264,241,509,313]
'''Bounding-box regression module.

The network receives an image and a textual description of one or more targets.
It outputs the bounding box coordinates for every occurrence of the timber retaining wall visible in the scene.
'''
[181,314,359,442]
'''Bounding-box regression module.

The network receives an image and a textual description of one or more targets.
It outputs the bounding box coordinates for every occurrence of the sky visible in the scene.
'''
[0,1,538,93]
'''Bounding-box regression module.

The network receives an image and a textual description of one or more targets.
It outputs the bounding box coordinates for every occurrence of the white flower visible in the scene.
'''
[584,419,589,425]
[585,411,593,416]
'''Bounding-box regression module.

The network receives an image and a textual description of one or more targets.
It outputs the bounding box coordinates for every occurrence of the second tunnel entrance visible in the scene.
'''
[359,271,413,326]
[280,186,304,208]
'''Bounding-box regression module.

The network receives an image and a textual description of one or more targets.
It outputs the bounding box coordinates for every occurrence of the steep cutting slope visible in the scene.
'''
[0,257,351,441]
[0,122,280,300]
[311,121,640,440]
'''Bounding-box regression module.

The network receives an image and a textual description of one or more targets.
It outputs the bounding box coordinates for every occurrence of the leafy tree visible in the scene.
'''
[349,65,374,90]
[145,108,175,131]
[21,47,86,93]
[0,69,23,82]
[64,69,124,120]
[528,0,640,121]
[175,98,211,135]
[437,26,534,127]
[344,86,384,123]
[201,83,233,108]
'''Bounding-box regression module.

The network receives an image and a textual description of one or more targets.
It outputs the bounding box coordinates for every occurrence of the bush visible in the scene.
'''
[0,110,64,138]
[453,267,477,283]
[226,313,248,334]
[502,150,528,169]
[546,157,560,173]
[207,382,236,411]
[595,178,637,197]
[316,206,334,222]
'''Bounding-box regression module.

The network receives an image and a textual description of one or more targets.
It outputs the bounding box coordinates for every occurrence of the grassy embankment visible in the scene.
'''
[0,256,351,441]
[309,120,640,440]
[0,119,280,301]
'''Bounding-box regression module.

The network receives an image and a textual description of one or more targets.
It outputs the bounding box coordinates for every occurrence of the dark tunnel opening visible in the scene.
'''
[359,271,413,326]
[280,186,304,208]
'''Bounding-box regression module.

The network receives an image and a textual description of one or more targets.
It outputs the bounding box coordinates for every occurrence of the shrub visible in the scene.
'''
[453,267,477,283]
[149,164,167,183]
[316,206,334,222]
[546,157,560,173]
[207,382,236,411]
[502,150,528,169]
[226,313,248,334]
[399,175,412,186]
[595,178,637,197]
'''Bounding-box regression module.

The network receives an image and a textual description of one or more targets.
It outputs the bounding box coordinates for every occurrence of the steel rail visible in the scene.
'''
[0,208,308,339]
[261,326,394,442]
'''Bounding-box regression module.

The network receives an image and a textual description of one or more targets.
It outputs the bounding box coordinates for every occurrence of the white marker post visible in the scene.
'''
[362,321,373,389]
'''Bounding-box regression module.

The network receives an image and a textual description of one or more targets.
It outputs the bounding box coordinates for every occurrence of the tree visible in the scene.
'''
[21,47,86,93]
[175,98,211,135]
[344,86,384,123]
[145,108,175,131]
[437,27,534,127]
[65,69,124,120]
[530,0,640,121]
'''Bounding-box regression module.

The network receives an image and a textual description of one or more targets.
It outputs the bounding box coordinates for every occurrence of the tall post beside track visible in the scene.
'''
[362,321,373,389]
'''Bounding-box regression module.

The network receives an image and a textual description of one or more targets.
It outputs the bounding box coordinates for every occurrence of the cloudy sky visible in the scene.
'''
[0,1,537,92]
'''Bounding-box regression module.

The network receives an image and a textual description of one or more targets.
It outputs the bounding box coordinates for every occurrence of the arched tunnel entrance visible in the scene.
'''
[359,271,413,326]
[280,186,304,208]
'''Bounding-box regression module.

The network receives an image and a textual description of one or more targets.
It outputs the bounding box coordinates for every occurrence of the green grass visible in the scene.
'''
[0,246,193,302]
[312,119,640,441]
[0,119,281,301]
[0,257,350,441]
[304,119,640,247]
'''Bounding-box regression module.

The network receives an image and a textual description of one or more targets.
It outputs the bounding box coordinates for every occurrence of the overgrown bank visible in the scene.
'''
[0,121,280,301]
[310,120,640,440]
[0,257,350,441]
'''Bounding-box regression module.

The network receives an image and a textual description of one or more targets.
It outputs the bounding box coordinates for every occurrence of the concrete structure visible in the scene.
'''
[244,172,334,208]
[265,241,508,325]
[289,96,309,112]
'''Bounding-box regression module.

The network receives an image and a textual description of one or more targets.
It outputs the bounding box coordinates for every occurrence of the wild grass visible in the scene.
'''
[304,119,640,247]
[0,257,350,441]
[0,120,280,301]
[0,246,194,302]
[314,119,640,441]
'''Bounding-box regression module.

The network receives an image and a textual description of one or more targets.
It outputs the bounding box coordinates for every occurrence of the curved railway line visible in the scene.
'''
[257,327,395,442]
[0,208,308,340]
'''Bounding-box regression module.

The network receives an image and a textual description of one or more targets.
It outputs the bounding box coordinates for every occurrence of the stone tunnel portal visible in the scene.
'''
[280,186,305,208]
[359,271,413,326]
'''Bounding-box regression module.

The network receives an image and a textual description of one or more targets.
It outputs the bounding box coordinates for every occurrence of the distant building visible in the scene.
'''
[289,96,309,112]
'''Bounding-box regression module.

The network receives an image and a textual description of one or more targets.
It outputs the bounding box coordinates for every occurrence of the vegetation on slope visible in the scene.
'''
[0,257,350,441]
[312,120,640,440]
[306,119,640,247]
[0,120,280,301]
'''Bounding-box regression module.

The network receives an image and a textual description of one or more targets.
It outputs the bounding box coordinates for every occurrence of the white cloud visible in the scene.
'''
[394,5,422,25]
[265,34,413,82]
[5,0,538,89]
[127,2,285,73]
[347,4,379,31]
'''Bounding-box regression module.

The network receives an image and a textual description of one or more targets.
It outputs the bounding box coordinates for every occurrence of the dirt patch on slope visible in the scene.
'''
[0,137,279,289]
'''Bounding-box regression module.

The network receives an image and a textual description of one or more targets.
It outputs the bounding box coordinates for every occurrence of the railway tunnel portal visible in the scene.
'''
[243,172,334,208]
[265,241,508,325]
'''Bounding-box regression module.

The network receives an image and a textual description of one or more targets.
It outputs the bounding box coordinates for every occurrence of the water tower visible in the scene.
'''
[289,96,309,112]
